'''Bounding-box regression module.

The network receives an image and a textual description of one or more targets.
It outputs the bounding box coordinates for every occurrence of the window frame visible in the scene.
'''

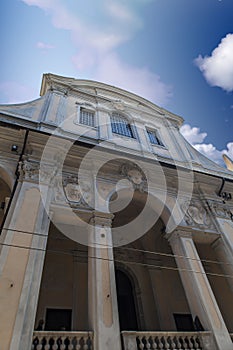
[77,105,96,128]
[110,112,136,139]
[146,128,164,147]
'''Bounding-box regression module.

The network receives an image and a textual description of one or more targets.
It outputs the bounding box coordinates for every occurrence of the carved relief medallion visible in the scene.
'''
[120,162,147,191]
[62,175,92,207]
[182,200,212,228]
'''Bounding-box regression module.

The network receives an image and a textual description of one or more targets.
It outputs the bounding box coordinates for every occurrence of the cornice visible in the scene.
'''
[40,73,183,125]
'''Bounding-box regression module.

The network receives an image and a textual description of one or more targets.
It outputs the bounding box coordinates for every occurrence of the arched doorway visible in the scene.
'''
[115,269,138,331]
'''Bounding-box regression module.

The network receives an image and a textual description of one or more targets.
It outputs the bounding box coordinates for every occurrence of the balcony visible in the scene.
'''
[32,331,93,350]
[32,330,233,350]
[121,331,215,350]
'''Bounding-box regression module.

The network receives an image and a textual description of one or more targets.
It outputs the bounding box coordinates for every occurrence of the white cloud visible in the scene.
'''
[223,142,233,160]
[180,124,207,144]
[194,143,223,164]
[180,123,233,166]
[195,33,233,92]
[93,53,172,105]
[36,41,55,50]
[21,0,172,105]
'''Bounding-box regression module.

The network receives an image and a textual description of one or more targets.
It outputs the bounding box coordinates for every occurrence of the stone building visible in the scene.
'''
[0,73,233,350]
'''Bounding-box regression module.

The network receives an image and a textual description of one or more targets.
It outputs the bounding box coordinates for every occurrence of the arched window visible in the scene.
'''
[111,113,135,138]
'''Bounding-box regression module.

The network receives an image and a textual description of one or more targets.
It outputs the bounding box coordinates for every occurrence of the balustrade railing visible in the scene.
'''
[121,331,214,350]
[32,331,93,350]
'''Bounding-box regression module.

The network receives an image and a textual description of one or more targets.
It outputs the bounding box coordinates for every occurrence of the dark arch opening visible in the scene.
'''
[115,269,138,331]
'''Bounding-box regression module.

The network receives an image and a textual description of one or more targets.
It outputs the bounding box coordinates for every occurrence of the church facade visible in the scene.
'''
[0,73,233,350]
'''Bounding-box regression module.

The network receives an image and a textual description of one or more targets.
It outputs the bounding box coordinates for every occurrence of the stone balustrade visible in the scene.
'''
[121,331,215,350]
[32,331,93,350]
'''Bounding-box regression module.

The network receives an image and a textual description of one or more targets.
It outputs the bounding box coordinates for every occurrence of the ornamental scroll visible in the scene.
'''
[182,200,214,228]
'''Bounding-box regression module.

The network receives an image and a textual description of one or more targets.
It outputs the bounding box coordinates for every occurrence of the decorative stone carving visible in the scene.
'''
[112,100,125,111]
[97,182,114,200]
[182,200,213,228]
[208,200,233,221]
[120,162,147,192]
[18,160,56,184]
[63,175,93,208]
[53,175,66,202]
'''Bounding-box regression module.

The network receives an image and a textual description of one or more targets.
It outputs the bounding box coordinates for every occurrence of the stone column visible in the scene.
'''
[88,212,121,350]
[212,237,233,292]
[0,161,52,350]
[167,230,232,350]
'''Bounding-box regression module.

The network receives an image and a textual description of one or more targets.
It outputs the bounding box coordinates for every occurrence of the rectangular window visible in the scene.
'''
[173,313,195,332]
[111,113,135,138]
[79,108,95,127]
[45,308,72,331]
[147,129,164,146]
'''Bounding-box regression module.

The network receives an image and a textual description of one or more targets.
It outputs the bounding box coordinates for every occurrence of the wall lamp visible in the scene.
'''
[11,145,18,152]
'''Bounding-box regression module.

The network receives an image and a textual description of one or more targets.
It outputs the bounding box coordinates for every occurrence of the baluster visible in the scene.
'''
[68,335,73,350]
[145,335,151,349]
[150,336,157,350]
[62,336,68,350]
[179,336,188,350]
[32,336,38,350]
[83,335,89,350]
[75,336,81,350]
[44,340,50,350]
[37,335,44,350]
[52,336,58,350]
[192,336,201,350]
[186,335,195,350]
[174,336,182,350]
[163,336,170,349]
[137,335,145,350]
[168,336,176,350]
[154,337,160,350]
[156,336,164,349]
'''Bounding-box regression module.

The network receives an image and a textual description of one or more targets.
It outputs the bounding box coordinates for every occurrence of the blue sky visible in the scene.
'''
[0,0,233,166]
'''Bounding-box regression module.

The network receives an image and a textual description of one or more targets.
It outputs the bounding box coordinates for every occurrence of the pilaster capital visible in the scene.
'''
[18,159,57,185]
[89,211,114,227]
[165,228,193,244]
